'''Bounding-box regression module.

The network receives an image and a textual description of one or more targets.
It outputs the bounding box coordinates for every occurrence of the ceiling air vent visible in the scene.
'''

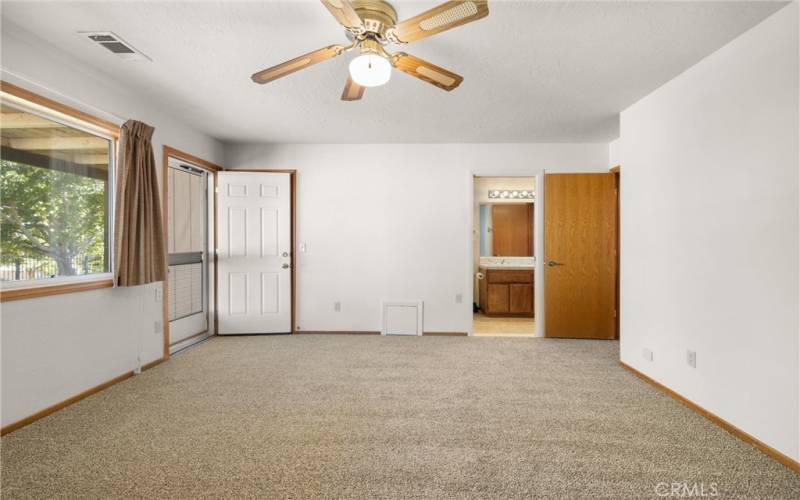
[79,31,150,61]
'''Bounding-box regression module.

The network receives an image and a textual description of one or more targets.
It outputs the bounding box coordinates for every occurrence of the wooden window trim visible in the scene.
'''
[0,278,114,302]
[0,80,120,139]
[1,81,120,300]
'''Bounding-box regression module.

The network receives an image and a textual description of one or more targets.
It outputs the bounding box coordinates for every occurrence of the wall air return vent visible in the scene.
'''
[79,31,150,61]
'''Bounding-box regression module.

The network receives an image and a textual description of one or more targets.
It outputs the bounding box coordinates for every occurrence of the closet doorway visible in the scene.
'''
[162,147,221,356]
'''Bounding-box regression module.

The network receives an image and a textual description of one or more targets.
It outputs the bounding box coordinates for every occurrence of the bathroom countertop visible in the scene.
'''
[479,265,534,270]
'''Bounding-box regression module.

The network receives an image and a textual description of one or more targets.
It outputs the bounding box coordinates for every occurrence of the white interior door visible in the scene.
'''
[217,172,291,334]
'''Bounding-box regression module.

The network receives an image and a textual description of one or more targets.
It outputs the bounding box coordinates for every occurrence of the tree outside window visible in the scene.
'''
[0,102,111,282]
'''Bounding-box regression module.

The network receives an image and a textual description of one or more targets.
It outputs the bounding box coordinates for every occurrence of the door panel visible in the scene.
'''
[173,170,191,253]
[509,284,533,313]
[544,173,616,339]
[190,174,204,251]
[168,169,175,253]
[487,284,509,313]
[217,172,291,334]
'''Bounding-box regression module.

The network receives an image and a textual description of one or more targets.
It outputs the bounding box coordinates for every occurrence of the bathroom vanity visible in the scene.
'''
[478,266,534,317]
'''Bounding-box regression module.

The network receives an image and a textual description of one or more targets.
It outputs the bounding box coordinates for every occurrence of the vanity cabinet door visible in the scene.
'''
[510,284,533,314]
[487,284,510,313]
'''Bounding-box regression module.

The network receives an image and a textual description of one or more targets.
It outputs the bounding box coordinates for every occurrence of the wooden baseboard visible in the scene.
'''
[141,358,165,371]
[423,332,468,336]
[619,362,800,474]
[1,371,132,436]
[295,331,380,335]
[0,357,166,437]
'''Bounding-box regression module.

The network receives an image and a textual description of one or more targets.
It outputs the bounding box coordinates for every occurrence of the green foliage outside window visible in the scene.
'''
[0,159,107,279]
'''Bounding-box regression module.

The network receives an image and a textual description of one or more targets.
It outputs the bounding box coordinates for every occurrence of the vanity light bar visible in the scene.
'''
[488,190,534,200]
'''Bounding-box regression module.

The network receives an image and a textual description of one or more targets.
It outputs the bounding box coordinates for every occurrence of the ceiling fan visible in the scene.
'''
[250,0,489,101]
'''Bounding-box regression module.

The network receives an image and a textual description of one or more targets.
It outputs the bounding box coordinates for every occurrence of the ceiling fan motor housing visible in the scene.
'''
[350,0,398,39]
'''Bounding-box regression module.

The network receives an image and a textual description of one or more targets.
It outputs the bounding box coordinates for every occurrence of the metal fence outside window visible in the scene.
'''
[0,254,104,281]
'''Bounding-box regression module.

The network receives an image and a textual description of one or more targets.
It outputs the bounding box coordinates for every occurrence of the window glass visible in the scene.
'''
[0,102,112,283]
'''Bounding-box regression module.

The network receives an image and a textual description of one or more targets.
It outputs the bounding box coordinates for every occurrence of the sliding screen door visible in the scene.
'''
[217,172,291,334]
[167,164,208,348]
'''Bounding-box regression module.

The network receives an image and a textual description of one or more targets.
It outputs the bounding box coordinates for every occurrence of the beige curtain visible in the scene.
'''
[114,120,166,286]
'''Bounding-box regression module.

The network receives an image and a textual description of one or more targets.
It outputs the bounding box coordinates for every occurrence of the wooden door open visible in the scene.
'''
[544,173,617,339]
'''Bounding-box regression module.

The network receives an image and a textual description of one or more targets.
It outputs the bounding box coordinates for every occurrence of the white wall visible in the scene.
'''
[619,3,799,461]
[224,143,608,333]
[608,138,620,168]
[0,21,224,427]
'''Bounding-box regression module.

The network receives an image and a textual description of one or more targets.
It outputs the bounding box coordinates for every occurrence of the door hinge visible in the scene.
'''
[214,186,219,194]
[613,309,617,318]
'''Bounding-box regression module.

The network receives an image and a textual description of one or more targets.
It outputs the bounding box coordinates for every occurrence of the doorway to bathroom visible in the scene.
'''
[472,176,536,336]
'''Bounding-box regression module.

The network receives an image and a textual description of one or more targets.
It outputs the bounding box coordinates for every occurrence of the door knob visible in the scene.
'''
[547,260,563,267]
[282,263,290,269]
[282,252,289,257]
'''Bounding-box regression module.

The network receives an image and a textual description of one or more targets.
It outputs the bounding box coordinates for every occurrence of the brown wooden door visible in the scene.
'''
[492,204,533,256]
[544,173,616,339]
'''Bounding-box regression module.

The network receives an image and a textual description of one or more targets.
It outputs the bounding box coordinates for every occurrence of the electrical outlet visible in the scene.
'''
[334,301,341,312]
[455,293,463,304]
[687,350,697,368]
[154,287,162,303]
[642,348,653,362]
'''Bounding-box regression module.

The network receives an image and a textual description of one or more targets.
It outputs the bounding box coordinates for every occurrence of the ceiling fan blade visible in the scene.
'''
[251,45,344,84]
[341,76,365,101]
[391,53,464,91]
[320,0,365,31]
[392,1,489,44]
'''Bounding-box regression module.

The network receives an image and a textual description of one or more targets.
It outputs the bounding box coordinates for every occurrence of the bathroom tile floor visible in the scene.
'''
[472,313,535,336]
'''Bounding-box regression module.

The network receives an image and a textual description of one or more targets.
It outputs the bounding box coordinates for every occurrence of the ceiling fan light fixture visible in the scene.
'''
[349,53,392,87]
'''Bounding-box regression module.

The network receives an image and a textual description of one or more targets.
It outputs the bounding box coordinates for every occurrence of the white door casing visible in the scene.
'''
[217,172,291,334]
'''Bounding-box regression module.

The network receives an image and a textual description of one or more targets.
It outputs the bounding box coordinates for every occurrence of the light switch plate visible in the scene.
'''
[642,348,654,362]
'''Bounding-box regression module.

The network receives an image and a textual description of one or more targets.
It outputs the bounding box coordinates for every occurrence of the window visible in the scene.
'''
[1,86,116,289]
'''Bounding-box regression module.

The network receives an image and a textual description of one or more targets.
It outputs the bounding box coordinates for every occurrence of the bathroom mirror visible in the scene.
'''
[479,202,534,257]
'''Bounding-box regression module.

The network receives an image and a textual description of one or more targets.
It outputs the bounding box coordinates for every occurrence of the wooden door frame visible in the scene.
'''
[216,169,297,335]
[611,165,620,339]
[161,146,223,360]
[468,171,544,337]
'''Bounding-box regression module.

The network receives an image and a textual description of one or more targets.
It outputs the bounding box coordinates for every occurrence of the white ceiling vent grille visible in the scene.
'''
[79,31,150,61]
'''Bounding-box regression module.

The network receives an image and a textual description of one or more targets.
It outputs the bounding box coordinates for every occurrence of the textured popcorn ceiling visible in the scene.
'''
[0,1,787,143]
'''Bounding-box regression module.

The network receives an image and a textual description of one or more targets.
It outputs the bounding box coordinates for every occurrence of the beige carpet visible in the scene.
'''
[1,335,798,499]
